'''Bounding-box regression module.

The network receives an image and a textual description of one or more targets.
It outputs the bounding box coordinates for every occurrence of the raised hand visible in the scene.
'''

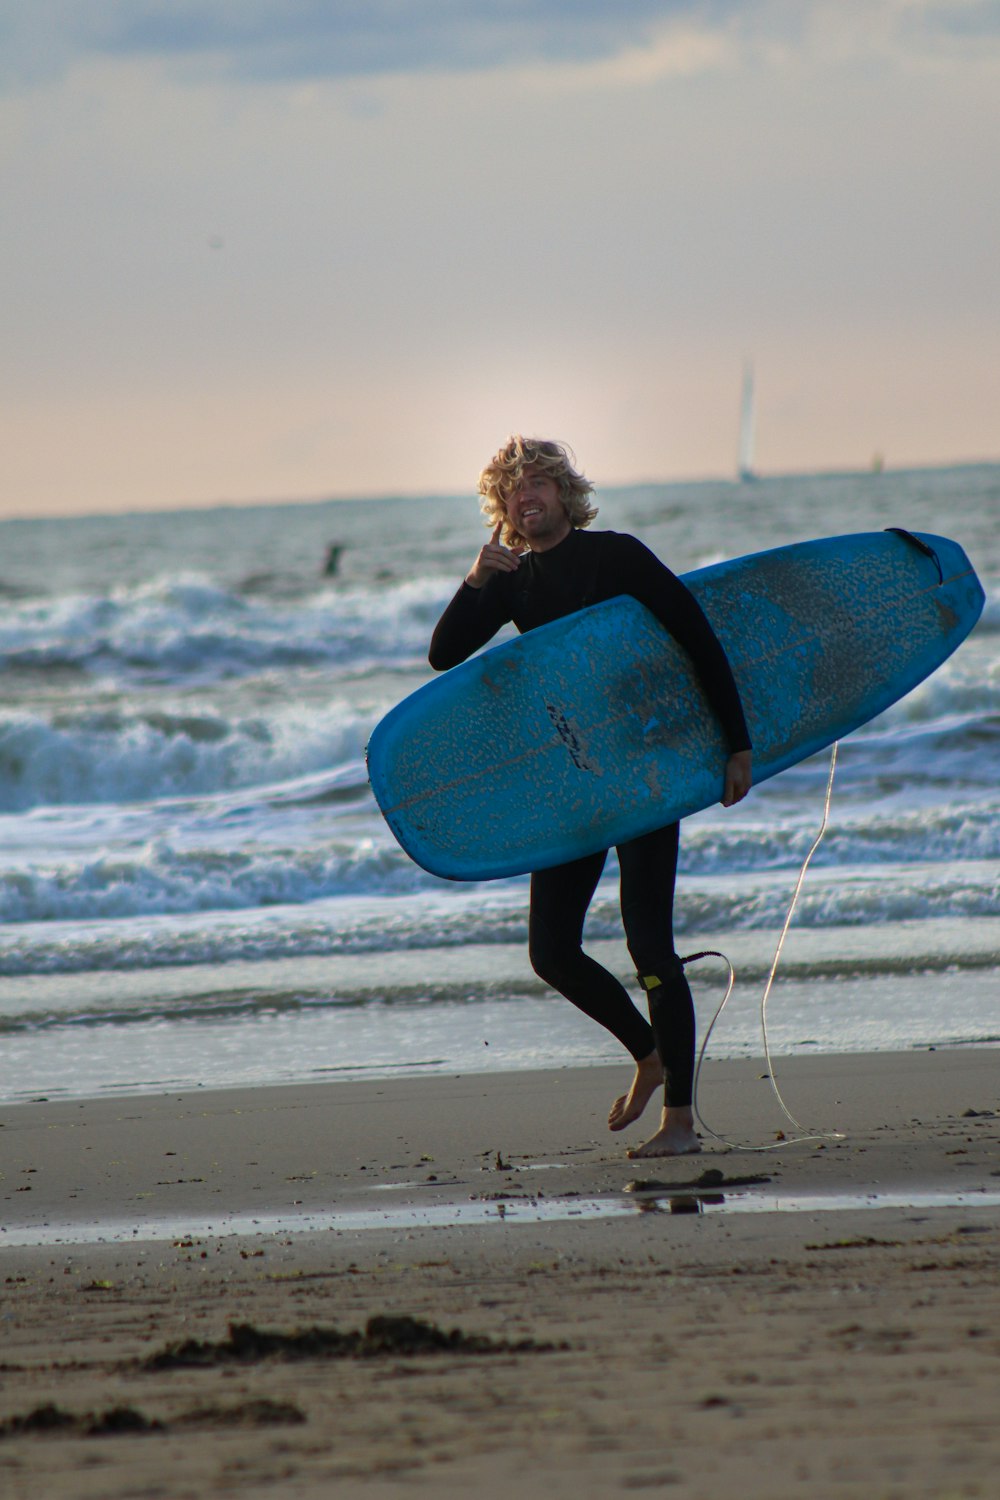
[465,521,524,588]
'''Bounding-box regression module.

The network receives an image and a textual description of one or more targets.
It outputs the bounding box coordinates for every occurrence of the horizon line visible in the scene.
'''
[2,455,997,527]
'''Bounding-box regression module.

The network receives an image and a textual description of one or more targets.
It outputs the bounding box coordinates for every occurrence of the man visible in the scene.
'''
[429,436,752,1157]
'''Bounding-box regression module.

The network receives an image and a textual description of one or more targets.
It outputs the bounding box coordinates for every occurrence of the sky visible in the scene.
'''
[1,0,998,518]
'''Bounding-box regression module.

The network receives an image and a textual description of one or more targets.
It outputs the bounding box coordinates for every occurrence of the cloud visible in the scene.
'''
[0,0,738,91]
[3,1,998,96]
[912,0,1000,41]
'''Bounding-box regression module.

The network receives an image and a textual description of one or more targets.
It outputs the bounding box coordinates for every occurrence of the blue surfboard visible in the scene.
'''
[367,530,984,881]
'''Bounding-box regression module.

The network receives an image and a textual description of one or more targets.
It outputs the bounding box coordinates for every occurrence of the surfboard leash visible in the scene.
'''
[688,740,846,1152]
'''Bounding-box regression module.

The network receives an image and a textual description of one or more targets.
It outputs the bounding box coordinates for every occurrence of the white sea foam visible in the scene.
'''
[0,575,452,685]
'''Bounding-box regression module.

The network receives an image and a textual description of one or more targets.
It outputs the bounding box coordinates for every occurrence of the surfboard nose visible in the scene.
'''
[887,528,976,584]
[902,530,986,630]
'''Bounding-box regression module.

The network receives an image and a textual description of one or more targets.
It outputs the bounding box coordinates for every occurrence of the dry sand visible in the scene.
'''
[1,1048,998,1499]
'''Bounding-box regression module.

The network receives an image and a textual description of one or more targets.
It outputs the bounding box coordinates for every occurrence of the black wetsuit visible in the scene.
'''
[429,528,751,1107]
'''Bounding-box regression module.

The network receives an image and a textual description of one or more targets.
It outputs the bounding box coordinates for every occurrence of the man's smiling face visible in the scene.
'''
[506,465,572,551]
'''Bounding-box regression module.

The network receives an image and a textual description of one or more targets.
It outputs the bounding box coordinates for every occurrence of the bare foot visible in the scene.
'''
[627,1106,702,1159]
[608,1050,663,1132]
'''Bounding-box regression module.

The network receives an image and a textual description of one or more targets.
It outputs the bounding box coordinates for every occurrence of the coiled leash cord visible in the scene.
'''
[687,741,846,1152]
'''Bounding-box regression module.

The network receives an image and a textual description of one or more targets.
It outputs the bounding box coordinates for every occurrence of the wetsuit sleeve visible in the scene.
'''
[428,577,515,671]
[618,537,752,753]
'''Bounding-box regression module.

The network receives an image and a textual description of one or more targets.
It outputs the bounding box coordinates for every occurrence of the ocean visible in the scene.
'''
[1,465,997,1104]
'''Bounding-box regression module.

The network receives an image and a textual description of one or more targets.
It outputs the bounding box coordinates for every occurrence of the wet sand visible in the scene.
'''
[1,1049,998,1498]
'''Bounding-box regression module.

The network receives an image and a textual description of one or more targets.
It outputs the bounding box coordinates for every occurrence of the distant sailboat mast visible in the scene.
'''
[738,361,757,482]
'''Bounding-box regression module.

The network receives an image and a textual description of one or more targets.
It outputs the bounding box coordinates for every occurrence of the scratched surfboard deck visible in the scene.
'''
[367,530,984,881]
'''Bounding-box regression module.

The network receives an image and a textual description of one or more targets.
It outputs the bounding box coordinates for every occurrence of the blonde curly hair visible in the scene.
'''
[477,436,598,550]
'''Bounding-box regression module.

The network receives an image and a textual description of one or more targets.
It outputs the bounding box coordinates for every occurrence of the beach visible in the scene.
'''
[1,469,997,1494]
[2,1048,998,1499]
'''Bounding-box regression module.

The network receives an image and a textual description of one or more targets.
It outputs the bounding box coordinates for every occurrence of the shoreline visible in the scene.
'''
[3,1047,997,1243]
[1,1049,998,1498]
[3,918,998,1106]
